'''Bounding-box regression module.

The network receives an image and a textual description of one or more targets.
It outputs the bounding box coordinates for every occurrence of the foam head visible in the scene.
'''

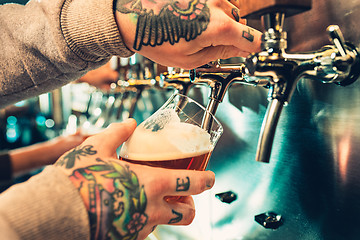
[119,107,213,161]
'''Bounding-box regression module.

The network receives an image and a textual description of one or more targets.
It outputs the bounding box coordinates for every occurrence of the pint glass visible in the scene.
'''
[119,93,223,171]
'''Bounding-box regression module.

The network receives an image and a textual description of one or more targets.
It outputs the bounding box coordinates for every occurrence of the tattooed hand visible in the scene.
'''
[114,0,261,69]
[55,118,215,240]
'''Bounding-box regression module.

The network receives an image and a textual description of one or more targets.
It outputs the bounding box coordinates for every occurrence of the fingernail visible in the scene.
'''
[123,118,136,124]
[206,173,215,189]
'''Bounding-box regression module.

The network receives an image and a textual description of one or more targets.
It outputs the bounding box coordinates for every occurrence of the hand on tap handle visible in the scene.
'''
[114,0,262,69]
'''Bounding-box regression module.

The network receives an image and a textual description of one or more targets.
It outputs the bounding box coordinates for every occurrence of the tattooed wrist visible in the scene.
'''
[68,159,148,240]
[115,0,210,50]
[55,145,97,169]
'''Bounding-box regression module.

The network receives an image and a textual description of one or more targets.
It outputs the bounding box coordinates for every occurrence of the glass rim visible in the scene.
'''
[170,93,223,133]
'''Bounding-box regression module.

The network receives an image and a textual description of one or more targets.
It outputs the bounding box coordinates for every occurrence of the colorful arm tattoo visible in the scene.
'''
[56,144,190,239]
[114,0,210,50]
[70,158,148,240]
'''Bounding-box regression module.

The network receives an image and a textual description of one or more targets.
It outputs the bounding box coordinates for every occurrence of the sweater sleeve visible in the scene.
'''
[0,166,90,240]
[0,0,133,108]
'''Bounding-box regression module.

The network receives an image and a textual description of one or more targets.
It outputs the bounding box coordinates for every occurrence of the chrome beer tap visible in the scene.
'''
[189,59,269,132]
[191,0,360,163]
[161,63,251,131]
[240,1,360,163]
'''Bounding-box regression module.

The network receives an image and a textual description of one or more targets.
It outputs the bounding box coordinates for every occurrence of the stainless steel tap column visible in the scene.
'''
[242,2,311,163]
[240,0,360,163]
[151,1,360,239]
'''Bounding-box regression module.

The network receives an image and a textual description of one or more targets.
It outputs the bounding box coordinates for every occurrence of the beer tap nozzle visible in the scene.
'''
[190,61,249,131]
[241,0,360,163]
[189,59,271,132]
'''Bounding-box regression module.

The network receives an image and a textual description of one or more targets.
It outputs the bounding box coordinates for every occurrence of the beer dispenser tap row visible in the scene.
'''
[84,0,360,165]
[188,0,360,164]
[56,1,360,239]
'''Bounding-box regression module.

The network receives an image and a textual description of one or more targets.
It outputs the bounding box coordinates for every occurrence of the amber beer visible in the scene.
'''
[119,151,212,171]
[119,93,223,173]
[118,114,215,171]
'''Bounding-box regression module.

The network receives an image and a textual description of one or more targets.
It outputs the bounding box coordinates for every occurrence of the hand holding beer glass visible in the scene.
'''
[119,93,223,199]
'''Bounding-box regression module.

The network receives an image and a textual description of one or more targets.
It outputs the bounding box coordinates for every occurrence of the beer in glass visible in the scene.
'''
[119,93,223,172]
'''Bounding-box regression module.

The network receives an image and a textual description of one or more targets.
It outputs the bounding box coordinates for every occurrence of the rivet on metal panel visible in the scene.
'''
[254,211,284,229]
[215,191,237,204]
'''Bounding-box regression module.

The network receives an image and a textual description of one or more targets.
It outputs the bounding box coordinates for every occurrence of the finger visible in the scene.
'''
[83,118,137,156]
[166,196,196,225]
[221,0,247,24]
[178,45,249,69]
[206,19,261,52]
[158,169,215,197]
[226,0,241,11]
[146,196,196,226]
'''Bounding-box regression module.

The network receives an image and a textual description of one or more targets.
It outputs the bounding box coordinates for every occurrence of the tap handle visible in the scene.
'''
[327,25,347,57]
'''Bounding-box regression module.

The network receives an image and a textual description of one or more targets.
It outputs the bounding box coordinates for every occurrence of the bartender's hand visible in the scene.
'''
[114,0,262,69]
[54,119,215,240]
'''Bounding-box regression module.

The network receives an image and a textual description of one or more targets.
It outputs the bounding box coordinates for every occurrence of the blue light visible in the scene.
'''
[36,115,46,126]
[7,116,17,125]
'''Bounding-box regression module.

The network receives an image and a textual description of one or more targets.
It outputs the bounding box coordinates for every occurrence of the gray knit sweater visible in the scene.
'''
[0,0,133,108]
[0,0,134,238]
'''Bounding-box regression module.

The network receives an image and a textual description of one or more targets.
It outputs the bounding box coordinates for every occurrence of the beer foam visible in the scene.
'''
[119,108,213,161]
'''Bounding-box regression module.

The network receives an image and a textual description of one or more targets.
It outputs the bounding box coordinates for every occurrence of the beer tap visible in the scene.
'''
[159,64,239,128]
[162,61,260,131]
[189,60,269,132]
[240,0,360,163]
[190,0,360,163]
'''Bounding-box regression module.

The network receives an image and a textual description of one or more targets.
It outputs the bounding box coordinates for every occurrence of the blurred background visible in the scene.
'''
[2,0,360,239]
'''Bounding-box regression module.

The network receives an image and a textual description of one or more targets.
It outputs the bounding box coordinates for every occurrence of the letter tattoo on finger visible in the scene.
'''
[168,209,183,224]
[242,27,254,42]
[231,8,240,22]
[176,177,190,192]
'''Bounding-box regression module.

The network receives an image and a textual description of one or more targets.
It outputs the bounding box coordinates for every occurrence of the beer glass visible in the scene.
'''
[119,93,223,172]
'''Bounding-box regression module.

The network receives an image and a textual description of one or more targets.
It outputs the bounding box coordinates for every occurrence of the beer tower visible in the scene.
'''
[191,0,360,163]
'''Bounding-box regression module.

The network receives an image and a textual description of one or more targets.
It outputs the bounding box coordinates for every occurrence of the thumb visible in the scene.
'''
[84,118,137,156]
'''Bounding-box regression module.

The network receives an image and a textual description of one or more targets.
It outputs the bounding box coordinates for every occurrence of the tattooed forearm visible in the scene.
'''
[176,176,190,191]
[69,160,148,240]
[115,0,210,50]
[242,27,254,42]
[55,145,97,168]
[168,209,183,224]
